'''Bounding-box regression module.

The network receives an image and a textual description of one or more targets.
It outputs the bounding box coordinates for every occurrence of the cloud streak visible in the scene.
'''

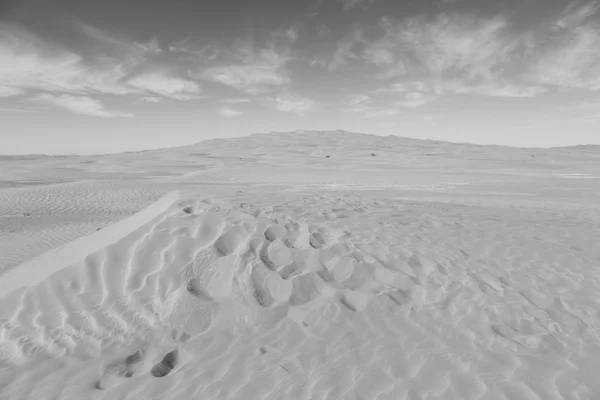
[323,6,600,108]
[200,39,291,95]
[33,94,133,118]
[0,21,203,116]
[217,106,243,117]
[128,72,201,100]
[272,94,314,115]
[0,85,24,97]
[316,0,375,10]
[342,94,399,116]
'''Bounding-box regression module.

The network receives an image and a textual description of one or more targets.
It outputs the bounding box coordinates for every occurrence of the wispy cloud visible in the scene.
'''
[343,104,399,117]
[143,96,162,103]
[378,81,439,107]
[221,98,250,104]
[128,71,201,100]
[0,22,200,112]
[579,98,600,120]
[328,29,364,70]
[557,1,600,29]
[362,45,394,66]
[379,80,545,107]
[368,14,513,80]
[346,94,371,105]
[168,40,221,63]
[454,83,546,98]
[202,62,287,94]
[199,37,292,95]
[316,0,375,10]
[135,37,162,54]
[0,107,33,113]
[33,94,133,118]
[349,6,600,99]
[340,0,375,10]
[342,94,399,116]
[395,92,436,108]
[580,99,600,109]
[0,23,125,95]
[0,85,24,97]
[271,94,314,115]
[217,106,243,117]
[527,22,600,89]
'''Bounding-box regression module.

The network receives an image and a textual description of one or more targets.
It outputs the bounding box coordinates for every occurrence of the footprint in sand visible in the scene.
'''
[96,329,191,390]
[151,349,181,378]
[95,347,155,390]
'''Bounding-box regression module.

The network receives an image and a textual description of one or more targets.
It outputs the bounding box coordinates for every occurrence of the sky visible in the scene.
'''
[1,0,600,154]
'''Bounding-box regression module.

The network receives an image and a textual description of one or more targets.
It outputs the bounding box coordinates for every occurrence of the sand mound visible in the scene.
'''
[0,193,428,396]
[1,189,598,400]
[1,130,600,399]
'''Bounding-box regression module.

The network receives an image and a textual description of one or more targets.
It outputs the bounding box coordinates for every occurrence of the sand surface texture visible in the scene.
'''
[1,131,600,400]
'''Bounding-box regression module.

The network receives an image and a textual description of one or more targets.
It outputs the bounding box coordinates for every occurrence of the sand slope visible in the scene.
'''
[1,189,600,399]
[1,131,599,270]
[1,131,600,399]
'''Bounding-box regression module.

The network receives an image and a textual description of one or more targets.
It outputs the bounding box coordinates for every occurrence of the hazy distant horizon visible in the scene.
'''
[2,129,599,157]
[2,0,600,153]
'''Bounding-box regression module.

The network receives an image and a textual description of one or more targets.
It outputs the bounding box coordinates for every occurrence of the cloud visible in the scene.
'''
[272,94,314,115]
[340,0,374,10]
[343,12,579,101]
[343,104,399,117]
[381,80,545,107]
[203,64,287,94]
[579,99,600,120]
[135,37,161,54]
[169,40,221,62]
[0,85,24,97]
[382,81,439,107]
[557,1,600,29]
[342,94,399,116]
[328,29,364,70]
[221,98,250,103]
[0,22,143,96]
[371,14,513,80]
[346,94,371,105]
[0,107,32,113]
[362,45,394,66]
[459,83,547,98]
[396,92,437,108]
[326,12,553,101]
[351,8,600,96]
[200,39,291,95]
[316,0,375,10]
[33,94,132,118]
[217,106,243,117]
[583,112,600,121]
[271,26,300,43]
[527,25,600,89]
[143,96,162,103]
[522,1,600,90]
[0,21,203,120]
[580,99,600,109]
[0,24,116,94]
[363,107,399,117]
[128,72,201,100]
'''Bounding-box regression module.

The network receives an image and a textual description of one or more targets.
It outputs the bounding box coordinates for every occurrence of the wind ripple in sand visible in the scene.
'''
[0,193,599,400]
[0,181,170,272]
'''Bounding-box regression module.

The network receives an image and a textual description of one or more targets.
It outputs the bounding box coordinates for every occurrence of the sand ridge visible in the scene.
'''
[1,131,599,271]
[0,189,599,399]
[1,132,600,399]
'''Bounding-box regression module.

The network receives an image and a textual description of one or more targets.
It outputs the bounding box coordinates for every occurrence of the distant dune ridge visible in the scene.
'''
[0,131,600,399]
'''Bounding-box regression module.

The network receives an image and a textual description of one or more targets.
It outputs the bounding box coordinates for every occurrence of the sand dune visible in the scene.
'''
[1,131,600,399]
